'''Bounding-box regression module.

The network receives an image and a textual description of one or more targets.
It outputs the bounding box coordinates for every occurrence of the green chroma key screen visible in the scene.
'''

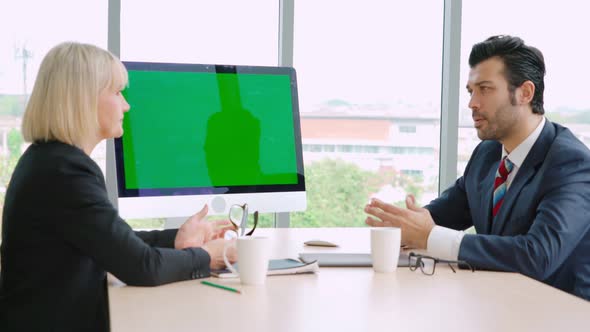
[117,63,301,193]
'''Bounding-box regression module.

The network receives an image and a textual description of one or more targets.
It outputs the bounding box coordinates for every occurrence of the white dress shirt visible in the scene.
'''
[427,117,546,260]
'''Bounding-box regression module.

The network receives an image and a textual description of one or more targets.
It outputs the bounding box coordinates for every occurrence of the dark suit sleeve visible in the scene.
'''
[51,163,210,286]
[135,229,178,248]
[426,176,473,230]
[459,159,590,281]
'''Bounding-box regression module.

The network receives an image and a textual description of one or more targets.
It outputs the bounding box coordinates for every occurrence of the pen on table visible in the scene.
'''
[201,280,242,294]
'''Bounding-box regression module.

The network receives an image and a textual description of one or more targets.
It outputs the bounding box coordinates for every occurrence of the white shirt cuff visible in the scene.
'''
[426,226,465,261]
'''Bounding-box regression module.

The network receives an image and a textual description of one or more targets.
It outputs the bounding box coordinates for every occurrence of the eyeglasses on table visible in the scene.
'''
[226,203,259,238]
[408,252,475,275]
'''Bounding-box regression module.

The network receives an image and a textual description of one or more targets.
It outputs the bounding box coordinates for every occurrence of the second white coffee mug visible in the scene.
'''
[223,236,270,285]
[370,227,401,273]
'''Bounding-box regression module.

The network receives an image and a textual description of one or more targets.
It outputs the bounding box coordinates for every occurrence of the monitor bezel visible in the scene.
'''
[114,61,305,199]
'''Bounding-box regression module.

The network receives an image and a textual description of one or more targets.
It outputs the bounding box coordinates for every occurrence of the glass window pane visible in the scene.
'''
[292,1,444,227]
[0,0,107,227]
[121,0,278,65]
[458,1,590,176]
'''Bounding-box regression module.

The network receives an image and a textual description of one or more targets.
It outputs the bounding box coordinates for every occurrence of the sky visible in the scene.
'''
[1,0,589,116]
[294,1,444,111]
[0,0,107,93]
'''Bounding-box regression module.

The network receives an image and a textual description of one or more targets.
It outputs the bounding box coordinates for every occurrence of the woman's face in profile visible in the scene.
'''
[97,84,130,140]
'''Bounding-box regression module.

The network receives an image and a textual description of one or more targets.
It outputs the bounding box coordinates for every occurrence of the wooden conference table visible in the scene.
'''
[108,228,589,332]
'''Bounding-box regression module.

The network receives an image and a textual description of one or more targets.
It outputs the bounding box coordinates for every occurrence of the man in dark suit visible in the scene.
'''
[365,35,590,300]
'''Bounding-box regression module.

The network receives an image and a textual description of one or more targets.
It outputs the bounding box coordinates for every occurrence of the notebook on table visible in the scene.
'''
[298,252,410,267]
[211,258,319,278]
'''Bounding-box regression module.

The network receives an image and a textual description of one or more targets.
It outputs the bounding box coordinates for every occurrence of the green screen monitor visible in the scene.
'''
[112,62,306,219]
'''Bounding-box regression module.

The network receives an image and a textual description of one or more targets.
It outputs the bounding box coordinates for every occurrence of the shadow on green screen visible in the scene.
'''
[204,71,262,187]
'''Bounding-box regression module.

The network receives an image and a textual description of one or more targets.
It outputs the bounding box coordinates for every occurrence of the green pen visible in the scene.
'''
[201,280,242,294]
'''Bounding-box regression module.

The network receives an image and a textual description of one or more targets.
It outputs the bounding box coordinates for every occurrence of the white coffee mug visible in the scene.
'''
[223,236,270,285]
[371,227,401,273]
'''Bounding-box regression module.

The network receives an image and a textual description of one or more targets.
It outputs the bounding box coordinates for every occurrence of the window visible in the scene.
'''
[310,145,322,152]
[364,146,379,154]
[399,125,417,133]
[292,1,444,227]
[401,170,423,177]
[323,145,335,152]
[338,145,353,153]
[0,0,107,232]
[121,0,278,66]
[458,1,590,176]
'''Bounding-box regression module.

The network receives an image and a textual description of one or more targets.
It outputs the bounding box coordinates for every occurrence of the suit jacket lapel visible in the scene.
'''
[491,121,556,234]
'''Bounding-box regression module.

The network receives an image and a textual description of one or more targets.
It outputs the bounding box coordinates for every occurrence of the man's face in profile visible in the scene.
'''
[466,57,520,142]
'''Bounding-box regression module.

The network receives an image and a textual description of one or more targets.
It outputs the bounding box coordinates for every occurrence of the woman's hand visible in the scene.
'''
[202,238,237,270]
[174,205,235,250]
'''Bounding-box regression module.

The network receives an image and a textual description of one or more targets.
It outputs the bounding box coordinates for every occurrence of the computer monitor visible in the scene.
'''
[107,62,306,219]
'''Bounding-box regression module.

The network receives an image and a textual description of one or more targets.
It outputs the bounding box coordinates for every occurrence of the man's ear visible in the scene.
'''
[517,80,535,105]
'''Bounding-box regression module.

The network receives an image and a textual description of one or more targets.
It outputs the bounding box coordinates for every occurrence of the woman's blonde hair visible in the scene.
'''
[22,42,128,146]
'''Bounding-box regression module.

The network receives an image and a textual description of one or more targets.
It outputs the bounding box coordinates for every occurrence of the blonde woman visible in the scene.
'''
[0,42,237,331]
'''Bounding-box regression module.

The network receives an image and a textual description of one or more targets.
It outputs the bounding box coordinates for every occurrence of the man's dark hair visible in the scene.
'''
[469,35,546,115]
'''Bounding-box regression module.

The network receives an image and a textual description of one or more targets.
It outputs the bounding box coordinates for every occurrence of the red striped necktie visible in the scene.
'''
[492,157,514,217]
